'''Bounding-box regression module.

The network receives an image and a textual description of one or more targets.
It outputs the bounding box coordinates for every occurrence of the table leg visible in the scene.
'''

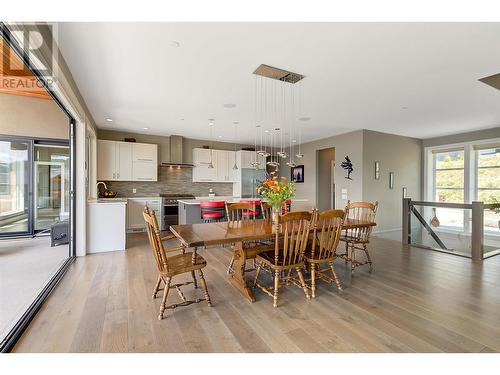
[227,241,256,302]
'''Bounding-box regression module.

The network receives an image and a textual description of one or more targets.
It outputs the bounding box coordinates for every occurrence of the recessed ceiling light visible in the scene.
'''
[299,117,311,121]
[402,106,408,110]
[143,127,149,130]
[106,118,113,122]
[170,41,180,48]
[233,121,239,125]
[208,118,215,126]
[264,129,270,133]
[223,103,236,108]
[218,135,223,138]
[292,139,297,143]
[180,118,184,121]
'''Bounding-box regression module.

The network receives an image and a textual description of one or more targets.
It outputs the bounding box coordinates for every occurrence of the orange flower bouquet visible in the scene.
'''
[256,176,295,209]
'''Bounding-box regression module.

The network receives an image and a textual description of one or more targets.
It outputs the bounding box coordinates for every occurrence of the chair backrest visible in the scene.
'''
[200,200,225,219]
[226,202,256,223]
[261,202,272,220]
[143,206,169,273]
[281,199,292,214]
[311,209,345,259]
[275,211,313,267]
[344,201,378,243]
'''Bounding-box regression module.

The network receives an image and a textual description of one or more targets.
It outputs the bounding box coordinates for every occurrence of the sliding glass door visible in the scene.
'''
[0,139,31,236]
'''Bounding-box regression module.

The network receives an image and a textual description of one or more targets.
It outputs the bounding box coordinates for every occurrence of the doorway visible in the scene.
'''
[316,147,335,211]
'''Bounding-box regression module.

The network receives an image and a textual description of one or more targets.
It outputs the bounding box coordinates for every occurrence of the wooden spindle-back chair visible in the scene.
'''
[225,202,271,274]
[260,202,273,220]
[254,211,313,307]
[143,206,212,320]
[305,209,345,297]
[339,200,378,273]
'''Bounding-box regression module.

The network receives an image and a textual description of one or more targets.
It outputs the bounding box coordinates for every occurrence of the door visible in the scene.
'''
[317,147,335,211]
[97,140,116,180]
[0,139,31,236]
[117,142,132,180]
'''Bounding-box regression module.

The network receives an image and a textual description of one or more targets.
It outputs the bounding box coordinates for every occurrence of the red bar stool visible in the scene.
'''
[200,201,226,223]
[240,199,261,219]
[281,199,292,214]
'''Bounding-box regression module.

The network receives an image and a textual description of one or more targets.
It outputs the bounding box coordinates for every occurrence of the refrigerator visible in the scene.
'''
[240,168,267,198]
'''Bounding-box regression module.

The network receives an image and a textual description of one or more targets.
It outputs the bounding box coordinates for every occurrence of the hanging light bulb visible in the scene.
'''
[267,128,281,167]
[232,121,239,170]
[208,119,215,168]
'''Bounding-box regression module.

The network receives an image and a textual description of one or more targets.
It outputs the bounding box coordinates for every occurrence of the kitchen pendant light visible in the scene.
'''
[232,121,239,170]
[208,119,215,169]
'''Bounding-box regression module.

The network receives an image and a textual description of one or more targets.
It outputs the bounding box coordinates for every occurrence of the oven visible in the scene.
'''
[161,194,196,229]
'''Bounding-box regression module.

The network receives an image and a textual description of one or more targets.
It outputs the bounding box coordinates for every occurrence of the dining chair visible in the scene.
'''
[225,202,271,274]
[143,206,212,320]
[241,199,261,219]
[254,211,312,307]
[338,200,378,273]
[305,209,345,297]
[260,202,272,220]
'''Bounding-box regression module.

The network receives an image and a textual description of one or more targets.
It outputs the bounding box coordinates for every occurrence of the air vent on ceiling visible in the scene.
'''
[479,73,500,91]
[253,64,304,84]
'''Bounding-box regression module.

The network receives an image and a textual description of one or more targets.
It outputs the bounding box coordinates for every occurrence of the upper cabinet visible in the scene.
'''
[97,140,157,181]
[192,148,236,182]
[237,150,266,169]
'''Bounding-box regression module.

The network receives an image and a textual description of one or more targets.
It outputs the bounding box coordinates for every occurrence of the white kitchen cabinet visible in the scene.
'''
[192,148,217,182]
[216,150,236,182]
[97,140,157,181]
[127,197,162,231]
[237,150,266,169]
[117,142,133,180]
[97,140,116,180]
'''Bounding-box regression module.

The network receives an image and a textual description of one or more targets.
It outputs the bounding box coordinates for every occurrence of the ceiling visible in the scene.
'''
[56,23,500,144]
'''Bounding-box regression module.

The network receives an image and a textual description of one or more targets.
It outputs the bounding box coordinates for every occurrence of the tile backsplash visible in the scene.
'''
[103,167,233,197]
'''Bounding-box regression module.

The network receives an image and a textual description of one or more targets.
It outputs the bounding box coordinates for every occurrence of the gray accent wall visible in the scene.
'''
[362,130,422,233]
[280,130,364,211]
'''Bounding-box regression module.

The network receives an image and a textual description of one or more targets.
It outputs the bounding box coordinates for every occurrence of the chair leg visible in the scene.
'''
[273,269,280,308]
[227,255,235,275]
[253,263,262,288]
[158,276,171,320]
[344,241,349,264]
[364,244,373,273]
[198,269,212,307]
[152,275,162,299]
[351,245,356,274]
[328,261,342,291]
[297,267,311,299]
[191,270,198,288]
[310,264,316,298]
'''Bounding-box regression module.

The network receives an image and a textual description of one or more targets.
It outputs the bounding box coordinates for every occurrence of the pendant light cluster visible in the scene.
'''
[252,64,306,172]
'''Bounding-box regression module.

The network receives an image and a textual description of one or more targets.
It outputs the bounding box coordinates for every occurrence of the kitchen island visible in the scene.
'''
[177,196,310,224]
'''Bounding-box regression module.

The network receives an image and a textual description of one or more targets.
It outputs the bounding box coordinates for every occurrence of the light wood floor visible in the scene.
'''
[12,233,500,353]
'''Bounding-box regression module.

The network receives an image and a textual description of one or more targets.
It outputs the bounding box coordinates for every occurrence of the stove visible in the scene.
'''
[160,194,196,228]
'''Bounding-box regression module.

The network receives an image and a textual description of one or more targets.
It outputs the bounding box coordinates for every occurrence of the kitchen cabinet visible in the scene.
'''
[97,140,157,181]
[127,197,162,232]
[238,150,266,169]
[192,148,217,182]
[192,148,237,182]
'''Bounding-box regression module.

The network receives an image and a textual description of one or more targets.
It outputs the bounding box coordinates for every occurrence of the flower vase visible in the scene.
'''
[272,206,280,233]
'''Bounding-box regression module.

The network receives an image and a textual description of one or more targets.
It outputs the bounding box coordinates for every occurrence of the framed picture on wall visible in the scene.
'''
[291,165,304,183]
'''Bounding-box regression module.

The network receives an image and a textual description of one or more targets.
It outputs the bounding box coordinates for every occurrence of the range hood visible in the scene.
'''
[160,135,194,168]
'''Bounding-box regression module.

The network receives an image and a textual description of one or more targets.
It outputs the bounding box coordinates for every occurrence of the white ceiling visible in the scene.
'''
[57,23,500,144]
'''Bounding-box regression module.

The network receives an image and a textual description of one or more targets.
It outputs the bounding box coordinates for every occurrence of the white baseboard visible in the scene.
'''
[372,228,401,234]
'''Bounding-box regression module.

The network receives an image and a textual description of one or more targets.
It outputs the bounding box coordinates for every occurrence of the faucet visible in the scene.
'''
[97,181,107,196]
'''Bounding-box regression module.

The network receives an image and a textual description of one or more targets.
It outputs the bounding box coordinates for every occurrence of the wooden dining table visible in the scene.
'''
[170,218,376,303]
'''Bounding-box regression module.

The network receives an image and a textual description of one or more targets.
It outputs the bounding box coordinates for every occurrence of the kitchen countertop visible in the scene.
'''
[87,198,128,205]
[178,197,309,205]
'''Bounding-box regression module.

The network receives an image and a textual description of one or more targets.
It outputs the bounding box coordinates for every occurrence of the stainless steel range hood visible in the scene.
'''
[160,135,194,168]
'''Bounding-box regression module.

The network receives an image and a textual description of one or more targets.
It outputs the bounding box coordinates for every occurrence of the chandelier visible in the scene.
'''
[251,64,306,172]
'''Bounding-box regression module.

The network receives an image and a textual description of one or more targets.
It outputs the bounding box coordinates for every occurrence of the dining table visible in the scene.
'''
[170,218,376,303]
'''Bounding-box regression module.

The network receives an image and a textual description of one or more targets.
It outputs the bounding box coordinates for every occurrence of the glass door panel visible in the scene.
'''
[0,140,30,236]
[34,144,70,232]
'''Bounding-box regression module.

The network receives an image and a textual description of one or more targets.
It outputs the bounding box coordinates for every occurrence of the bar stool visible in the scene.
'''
[281,199,292,214]
[200,201,226,223]
[241,199,261,219]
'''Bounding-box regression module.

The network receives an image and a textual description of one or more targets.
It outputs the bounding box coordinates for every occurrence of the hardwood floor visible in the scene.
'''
[12,233,500,353]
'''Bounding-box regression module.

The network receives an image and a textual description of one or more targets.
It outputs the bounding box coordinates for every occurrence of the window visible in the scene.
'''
[433,150,465,203]
[0,162,10,195]
[476,147,500,203]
